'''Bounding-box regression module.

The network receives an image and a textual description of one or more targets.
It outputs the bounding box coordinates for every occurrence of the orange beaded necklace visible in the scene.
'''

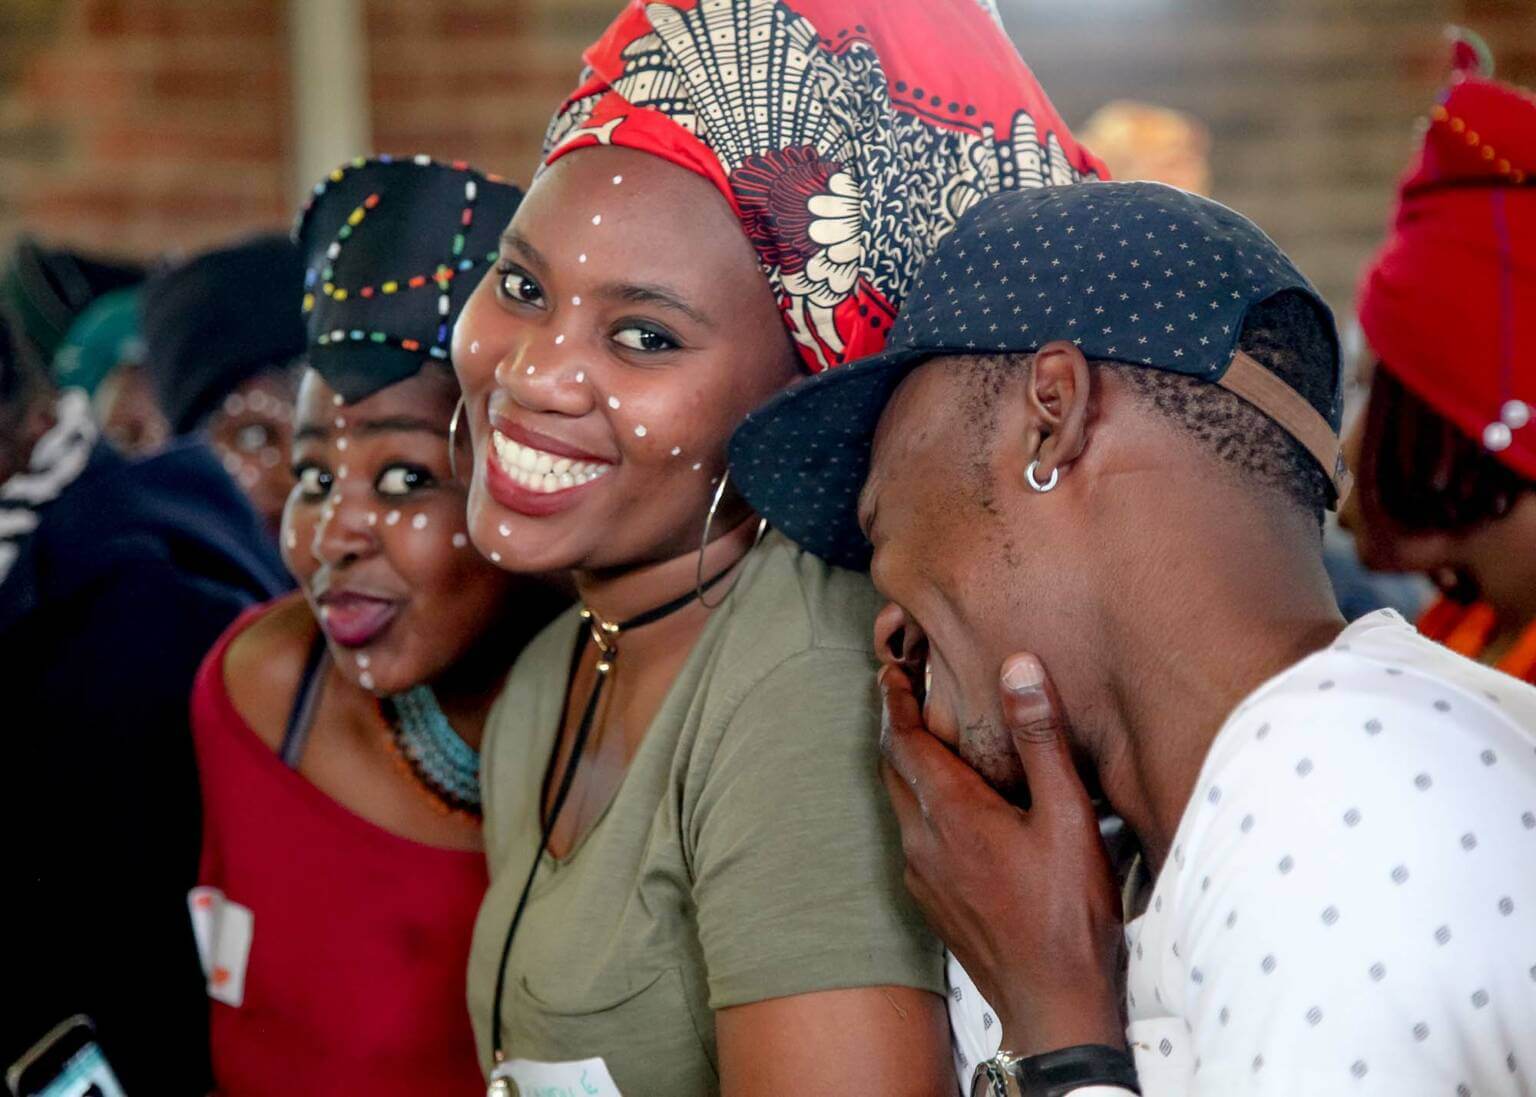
[1419,598,1536,684]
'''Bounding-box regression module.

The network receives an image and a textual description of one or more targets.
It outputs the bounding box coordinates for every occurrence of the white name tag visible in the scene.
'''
[490,1057,622,1097]
[187,886,254,1008]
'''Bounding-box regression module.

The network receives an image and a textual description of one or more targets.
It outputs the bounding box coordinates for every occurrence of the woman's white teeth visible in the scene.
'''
[492,431,610,493]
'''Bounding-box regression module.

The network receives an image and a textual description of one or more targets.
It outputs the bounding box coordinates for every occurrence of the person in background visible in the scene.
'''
[1077,100,1212,196]
[142,235,307,539]
[1,235,143,369]
[730,182,1536,1095]
[190,157,566,1096]
[1345,46,1535,683]
[454,1,1103,1093]
[1,299,288,1091]
[51,286,171,456]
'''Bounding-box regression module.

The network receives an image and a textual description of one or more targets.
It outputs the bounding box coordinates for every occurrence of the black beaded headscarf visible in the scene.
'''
[294,155,524,403]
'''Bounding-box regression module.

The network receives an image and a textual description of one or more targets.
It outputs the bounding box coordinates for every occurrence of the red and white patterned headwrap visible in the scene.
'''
[541,0,1106,372]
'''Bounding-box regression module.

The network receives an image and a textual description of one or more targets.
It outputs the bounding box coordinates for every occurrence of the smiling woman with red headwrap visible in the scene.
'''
[1344,40,1536,683]
[451,1,1102,1093]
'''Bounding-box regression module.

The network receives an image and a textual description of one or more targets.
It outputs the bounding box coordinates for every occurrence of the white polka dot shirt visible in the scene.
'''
[949,610,1536,1095]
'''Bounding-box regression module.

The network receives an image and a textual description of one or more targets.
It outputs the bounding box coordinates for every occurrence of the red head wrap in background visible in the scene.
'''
[1357,41,1536,480]
[541,0,1106,373]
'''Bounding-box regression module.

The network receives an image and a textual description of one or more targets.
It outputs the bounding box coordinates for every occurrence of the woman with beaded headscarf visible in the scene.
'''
[186,157,566,1095]
[451,1,1103,1092]
[1343,41,1536,683]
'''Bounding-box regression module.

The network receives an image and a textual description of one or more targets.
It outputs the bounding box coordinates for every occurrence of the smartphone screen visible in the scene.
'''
[7,1017,125,1097]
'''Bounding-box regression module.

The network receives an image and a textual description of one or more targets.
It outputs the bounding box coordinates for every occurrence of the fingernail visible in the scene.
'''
[1002,655,1043,692]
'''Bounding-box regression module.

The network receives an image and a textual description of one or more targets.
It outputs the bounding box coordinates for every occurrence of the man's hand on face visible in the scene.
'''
[878,655,1126,1057]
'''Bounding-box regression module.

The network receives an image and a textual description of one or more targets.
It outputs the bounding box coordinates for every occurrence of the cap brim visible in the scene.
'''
[729,346,932,571]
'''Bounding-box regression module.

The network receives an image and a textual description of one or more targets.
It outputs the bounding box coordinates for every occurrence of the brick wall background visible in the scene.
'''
[1006,0,1536,318]
[0,0,292,259]
[1,0,1533,314]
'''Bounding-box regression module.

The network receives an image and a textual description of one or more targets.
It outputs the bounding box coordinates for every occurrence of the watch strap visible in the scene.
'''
[972,1043,1141,1097]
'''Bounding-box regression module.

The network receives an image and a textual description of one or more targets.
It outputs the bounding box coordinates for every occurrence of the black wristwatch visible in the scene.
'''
[970,1044,1141,1097]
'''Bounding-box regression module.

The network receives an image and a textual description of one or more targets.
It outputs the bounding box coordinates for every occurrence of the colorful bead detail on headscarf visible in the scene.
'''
[542,0,1106,372]
[294,155,523,403]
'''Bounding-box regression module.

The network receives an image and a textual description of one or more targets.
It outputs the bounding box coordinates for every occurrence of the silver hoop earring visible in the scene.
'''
[697,468,768,609]
[1026,459,1059,493]
[448,395,468,481]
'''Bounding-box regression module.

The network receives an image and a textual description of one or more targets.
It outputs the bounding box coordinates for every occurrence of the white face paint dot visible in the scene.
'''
[578,253,588,264]
[692,462,703,471]
[498,521,512,537]
[335,418,346,430]
[452,532,468,549]
[670,446,682,457]
[359,671,375,691]
[284,529,296,549]
[366,511,377,526]
[469,340,480,355]
[574,371,586,383]
[527,365,536,375]
[411,513,428,530]
[572,296,582,307]
[591,214,602,226]
[490,551,502,563]
[607,395,621,410]
[385,510,401,526]
[337,464,348,479]
[336,437,348,451]
[356,653,370,669]
[332,393,345,407]
[555,334,565,345]
[612,175,623,185]
[634,424,648,437]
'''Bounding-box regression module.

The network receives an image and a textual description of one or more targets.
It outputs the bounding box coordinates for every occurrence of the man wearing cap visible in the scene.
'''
[731,181,1536,1095]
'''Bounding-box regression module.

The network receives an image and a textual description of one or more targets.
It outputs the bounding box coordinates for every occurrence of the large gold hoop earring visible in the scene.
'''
[448,395,468,482]
[696,468,768,609]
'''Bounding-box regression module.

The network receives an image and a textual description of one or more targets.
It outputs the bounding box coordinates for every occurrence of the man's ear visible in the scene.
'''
[1025,340,1092,480]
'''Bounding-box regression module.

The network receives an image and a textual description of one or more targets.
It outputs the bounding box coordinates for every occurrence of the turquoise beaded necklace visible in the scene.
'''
[385,686,481,817]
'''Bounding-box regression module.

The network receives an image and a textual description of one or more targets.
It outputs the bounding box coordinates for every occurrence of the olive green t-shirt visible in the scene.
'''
[466,532,943,1094]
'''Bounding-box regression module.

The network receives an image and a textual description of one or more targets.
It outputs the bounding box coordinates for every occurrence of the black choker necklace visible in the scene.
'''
[485,559,740,1085]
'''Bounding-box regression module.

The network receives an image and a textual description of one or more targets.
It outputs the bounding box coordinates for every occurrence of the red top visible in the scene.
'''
[191,601,488,1096]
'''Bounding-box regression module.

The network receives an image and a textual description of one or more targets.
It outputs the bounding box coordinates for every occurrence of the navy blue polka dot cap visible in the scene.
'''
[294,155,522,404]
[729,181,1348,571]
